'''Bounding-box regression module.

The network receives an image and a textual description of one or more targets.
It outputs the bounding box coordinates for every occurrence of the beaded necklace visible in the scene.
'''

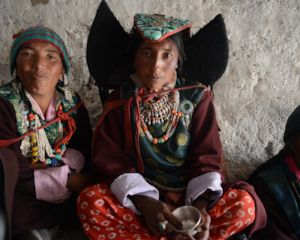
[0,79,81,166]
[139,90,181,144]
[27,104,68,167]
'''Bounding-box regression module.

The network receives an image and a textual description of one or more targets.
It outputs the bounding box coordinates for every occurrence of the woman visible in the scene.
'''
[77,13,266,240]
[0,27,92,239]
[250,105,300,240]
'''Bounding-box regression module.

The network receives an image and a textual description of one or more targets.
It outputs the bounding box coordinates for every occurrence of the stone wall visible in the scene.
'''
[1,0,299,181]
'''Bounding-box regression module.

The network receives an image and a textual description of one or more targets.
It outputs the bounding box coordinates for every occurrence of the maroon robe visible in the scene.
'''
[0,95,93,237]
[92,87,267,238]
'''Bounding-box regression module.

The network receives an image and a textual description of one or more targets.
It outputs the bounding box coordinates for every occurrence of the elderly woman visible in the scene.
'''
[77,10,266,240]
[250,105,300,240]
[0,27,92,239]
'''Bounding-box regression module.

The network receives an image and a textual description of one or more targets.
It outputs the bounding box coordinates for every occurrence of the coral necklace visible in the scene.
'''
[28,104,67,167]
[139,89,181,144]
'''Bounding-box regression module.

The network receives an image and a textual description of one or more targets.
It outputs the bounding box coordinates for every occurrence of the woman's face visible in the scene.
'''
[15,41,64,99]
[134,38,179,91]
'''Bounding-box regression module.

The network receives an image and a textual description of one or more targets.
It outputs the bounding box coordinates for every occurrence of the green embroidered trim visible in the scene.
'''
[121,78,205,189]
[0,79,79,141]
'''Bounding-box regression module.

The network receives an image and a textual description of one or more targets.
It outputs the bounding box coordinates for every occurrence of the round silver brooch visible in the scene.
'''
[19,101,29,114]
[180,99,193,115]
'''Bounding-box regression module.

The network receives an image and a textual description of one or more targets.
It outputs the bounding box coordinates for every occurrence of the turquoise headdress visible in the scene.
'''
[134,13,191,43]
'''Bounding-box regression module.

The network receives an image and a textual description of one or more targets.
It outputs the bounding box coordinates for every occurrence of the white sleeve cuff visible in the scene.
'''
[185,172,223,206]
[110,173,159,215]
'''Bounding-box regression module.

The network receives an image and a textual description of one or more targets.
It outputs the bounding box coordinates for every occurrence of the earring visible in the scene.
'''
[13,69,17,80]
[13,77,22,94]
[13,69,22,93]
[63,74,72,101]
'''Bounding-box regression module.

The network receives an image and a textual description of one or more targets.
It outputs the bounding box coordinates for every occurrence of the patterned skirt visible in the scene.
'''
[77,183,255,240]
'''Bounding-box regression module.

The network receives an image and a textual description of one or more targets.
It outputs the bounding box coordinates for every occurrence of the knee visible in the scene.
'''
[77,183,110,212]
[227,189,256,224]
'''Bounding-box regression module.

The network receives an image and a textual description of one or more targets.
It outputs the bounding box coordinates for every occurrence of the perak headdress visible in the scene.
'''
[87,1,228,102]
[134,13,191,43]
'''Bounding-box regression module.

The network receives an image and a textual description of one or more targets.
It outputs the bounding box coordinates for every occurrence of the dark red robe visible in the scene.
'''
[0,96,93,236]
[92,87,267,237]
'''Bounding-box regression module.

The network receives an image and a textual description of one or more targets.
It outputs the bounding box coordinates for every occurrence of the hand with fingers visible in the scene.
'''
[174,211,210,240]
[189,197,211,240]
[129,195,182,236]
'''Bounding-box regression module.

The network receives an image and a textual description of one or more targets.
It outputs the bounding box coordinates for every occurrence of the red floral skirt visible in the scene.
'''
[77,183,255,240]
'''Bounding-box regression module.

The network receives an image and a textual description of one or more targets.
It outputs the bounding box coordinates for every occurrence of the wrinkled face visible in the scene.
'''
[134,38,179,91]
[15,41,64,99]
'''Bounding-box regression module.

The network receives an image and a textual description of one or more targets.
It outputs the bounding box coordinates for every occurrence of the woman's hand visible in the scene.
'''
[130,195,182,236]
[189,197,211,240]
[67,173,92,194]
[167,198,211,240]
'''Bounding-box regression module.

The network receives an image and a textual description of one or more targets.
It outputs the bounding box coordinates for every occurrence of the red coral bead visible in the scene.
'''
[162,135,168,141]
[55,148,61,153]
[28,113,35,121]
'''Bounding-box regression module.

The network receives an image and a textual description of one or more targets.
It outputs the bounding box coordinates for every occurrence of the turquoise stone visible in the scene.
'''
[134,13,190,42]
[144,30,162,40]
[55,153,62,160]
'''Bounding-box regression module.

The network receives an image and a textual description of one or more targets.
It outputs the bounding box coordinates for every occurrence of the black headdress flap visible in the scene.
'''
[87,1,228,102]
[86,1,131,102]
[182,14,228,88]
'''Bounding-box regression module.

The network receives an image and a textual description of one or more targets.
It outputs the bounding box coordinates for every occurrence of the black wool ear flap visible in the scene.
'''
[87,0,131,102]
[182,14,229,88]
[87,3,228,101]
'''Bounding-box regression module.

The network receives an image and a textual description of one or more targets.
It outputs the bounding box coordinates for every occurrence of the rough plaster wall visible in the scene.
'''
[0,0,299,181]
